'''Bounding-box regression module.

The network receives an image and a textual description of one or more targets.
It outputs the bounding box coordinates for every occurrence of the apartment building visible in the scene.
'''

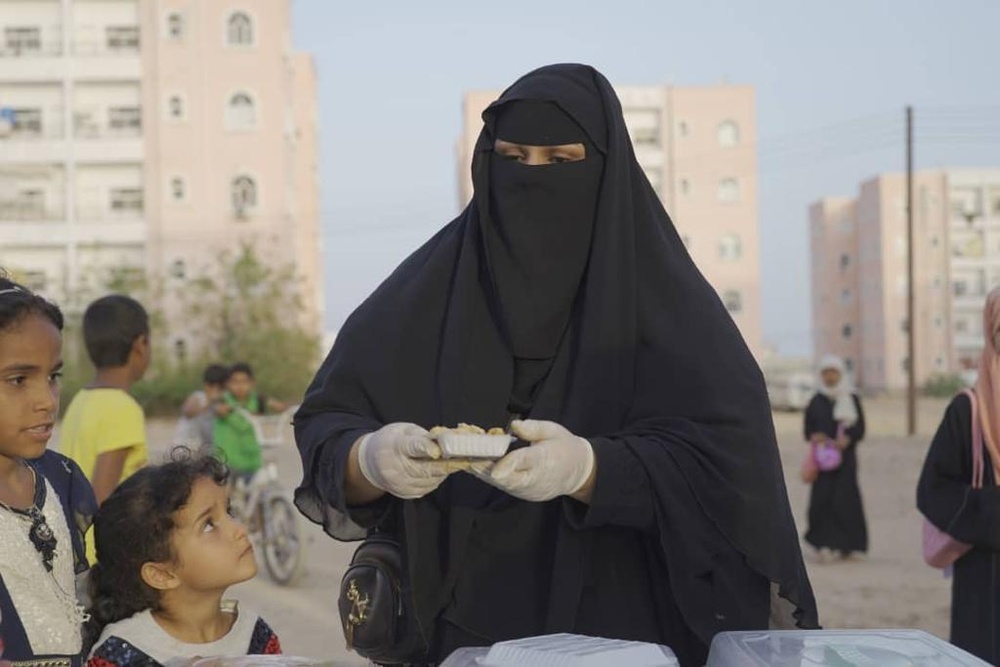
[810,169,1000,391]
[0,0,321,356]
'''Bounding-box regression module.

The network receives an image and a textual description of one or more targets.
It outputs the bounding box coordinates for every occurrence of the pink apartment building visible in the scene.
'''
[0,0,322,357]
[810,169,1000,392]
[458,84,763,359]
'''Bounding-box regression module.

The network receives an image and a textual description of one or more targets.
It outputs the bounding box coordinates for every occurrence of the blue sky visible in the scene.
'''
[291,0,1000,356]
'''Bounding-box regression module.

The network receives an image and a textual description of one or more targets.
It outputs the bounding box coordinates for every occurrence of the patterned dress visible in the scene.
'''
[0,451,96,666]
[87,603,280,667]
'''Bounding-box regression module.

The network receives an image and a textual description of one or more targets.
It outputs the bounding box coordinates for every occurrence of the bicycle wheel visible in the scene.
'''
[261,494,303,586]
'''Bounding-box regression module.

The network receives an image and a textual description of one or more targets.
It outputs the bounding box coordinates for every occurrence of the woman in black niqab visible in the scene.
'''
[294,64,819,666]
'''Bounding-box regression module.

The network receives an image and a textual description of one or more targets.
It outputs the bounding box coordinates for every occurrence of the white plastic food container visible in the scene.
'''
[706,629,990,666]
[439,633,679,667]
[434,433,514,459]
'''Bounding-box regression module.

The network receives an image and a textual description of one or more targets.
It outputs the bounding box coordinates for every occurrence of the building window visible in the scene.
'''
[839,253,850,271]
[625,108,661,147]
[167,94,185,120]
[170,177,186,202]
[717,120,740,147]
[231,175,257,216]
[6,189,46,220]
[677,121,689,137]
[845,358,854,372]
[174,338,187,362]
[227,11,254,46]
[931,235,940,248]
[226,92,257,130]
[719,234,742,261]
[934,315,944,330]
[680,178,691,195]
[956,318,968,333]
[171,260,186,279]
[722,290,742,314]
[7,108,42,136]
[20,270,47,292]
[936,356,944,370]
[840,288,852,304]
[166,12,184,40]
[842,324,853,339]
[106,26,140,52]
[109,187,143,214]
[4,27,41,54]
[108,106,141,133]
[717,178,740,203]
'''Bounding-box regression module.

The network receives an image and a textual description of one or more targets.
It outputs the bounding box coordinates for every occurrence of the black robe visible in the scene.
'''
[293,64,818,667]
[803,393,868,554]
[917,392,1000,664]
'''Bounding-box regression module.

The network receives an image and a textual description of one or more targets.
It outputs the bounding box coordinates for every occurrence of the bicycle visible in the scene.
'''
[228,404,304,586]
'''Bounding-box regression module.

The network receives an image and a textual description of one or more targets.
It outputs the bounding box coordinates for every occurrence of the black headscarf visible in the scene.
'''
[295,63,818,655]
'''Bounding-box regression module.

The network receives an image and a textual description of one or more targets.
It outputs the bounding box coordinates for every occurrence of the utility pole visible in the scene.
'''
[906,106,916,436]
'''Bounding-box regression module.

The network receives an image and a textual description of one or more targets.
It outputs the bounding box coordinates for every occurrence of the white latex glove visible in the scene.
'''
[474,420,594,502]
[357,423,461,500]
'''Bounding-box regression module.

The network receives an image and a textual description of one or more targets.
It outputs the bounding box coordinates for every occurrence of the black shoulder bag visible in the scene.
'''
[338,530,428,664]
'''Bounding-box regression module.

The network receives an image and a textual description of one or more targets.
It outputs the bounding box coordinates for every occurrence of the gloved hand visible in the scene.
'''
[356,423,459,499]
[473,420,594,502]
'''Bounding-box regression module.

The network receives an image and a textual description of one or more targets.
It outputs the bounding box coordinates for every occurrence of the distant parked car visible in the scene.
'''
[768,372,815,412]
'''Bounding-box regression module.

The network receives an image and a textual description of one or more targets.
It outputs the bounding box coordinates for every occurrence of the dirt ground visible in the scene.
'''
[85,394,957,664]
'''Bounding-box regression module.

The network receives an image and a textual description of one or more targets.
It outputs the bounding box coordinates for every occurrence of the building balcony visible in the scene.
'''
[0,53,140,83]
[0,204,63,224]
[0,218,146,248]
[0,134,143,164]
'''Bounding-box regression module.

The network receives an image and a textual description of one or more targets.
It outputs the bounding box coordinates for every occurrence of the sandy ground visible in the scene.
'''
[60,394,959,665]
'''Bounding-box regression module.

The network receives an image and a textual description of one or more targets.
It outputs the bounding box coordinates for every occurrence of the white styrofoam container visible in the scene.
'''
[440,633,679,667]
[435,433,514,459]
[707,629,990,666]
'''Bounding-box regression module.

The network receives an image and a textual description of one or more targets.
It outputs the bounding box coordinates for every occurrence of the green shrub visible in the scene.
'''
[923,372,967,398]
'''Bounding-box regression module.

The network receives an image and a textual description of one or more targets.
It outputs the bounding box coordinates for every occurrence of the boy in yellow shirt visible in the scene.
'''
[61,294,151,559]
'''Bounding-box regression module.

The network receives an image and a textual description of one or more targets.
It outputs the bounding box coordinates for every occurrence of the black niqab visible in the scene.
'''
[293,64,818,665]
[486,100,603,360]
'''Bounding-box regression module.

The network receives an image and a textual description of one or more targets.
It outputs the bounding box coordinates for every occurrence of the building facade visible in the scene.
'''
[458,83,763,359]
[0,0,321,355]
[810,169,1000,392]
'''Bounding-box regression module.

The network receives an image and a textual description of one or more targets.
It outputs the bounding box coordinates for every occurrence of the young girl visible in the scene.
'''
[85,450,281,665]
[0,273,97,664]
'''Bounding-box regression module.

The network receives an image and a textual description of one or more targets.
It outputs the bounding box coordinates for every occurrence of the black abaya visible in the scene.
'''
[803,393,868,554]
[293,64,818,667]
[917,392,1000,664]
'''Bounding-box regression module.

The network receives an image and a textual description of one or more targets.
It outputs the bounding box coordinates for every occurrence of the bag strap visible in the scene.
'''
[961,388,984,489]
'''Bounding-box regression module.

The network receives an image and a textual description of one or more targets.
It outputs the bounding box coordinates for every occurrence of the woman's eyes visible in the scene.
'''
[6,376,26,387]
[203,519,216,533]
[49,371,62,384]
[500,152,577,164]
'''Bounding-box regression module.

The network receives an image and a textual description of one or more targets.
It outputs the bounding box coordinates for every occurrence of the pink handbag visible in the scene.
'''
[812,423,846,472]
[922,389,984,570]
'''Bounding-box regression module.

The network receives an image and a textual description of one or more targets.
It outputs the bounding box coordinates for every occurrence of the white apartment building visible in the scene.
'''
[0,0,322,355]
[810,169,1000,392]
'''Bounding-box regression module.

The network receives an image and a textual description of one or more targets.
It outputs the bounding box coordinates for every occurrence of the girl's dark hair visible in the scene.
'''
[84,448,229,649]
[0,270,64,333]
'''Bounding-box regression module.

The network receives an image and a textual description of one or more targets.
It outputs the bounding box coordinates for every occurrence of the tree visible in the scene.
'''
[169,241,320,410]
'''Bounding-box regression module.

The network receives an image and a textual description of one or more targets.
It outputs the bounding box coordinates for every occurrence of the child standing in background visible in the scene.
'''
[174,363,229,451]
[85,452,281,665]
[0,273,97,664]
[213,363,287,480]
[61,295,151,563]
